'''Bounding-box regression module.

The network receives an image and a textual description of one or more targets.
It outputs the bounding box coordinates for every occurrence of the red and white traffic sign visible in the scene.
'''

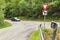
[42,4,48,10]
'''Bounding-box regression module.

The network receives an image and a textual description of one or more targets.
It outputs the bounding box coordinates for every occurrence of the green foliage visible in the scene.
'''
[0,22,11,28]
[29,28,52,40]
[0,0,6,26]
[48,0,60,19]
[1,0,60,20]
[29,30,39,40]
[4,0,41,18]
[0,11,4,25]
[0,0,11,27]
[29,28,60,40]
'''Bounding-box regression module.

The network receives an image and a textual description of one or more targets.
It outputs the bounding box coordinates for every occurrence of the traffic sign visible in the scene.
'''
[43,11,47,15]
[42,4,48,10]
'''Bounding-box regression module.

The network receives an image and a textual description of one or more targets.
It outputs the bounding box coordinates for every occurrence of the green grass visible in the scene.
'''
[29,28,60,40]
[18,16,42,21]
[18,16,60,22]
[29,30,39,40]
[0,22,11,29]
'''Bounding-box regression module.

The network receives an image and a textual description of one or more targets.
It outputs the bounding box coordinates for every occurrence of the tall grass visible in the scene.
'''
[29,28,60,40]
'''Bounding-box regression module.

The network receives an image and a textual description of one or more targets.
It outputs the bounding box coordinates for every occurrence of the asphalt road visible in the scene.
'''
[0,20,60,40]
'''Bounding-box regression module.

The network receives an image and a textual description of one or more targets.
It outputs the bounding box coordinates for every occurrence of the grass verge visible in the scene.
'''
[0,22,11,29]
[29,28,60,40]
[18,16,60,22]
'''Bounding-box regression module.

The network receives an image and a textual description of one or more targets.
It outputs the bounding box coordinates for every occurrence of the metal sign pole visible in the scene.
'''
[43,10,47,28]
[44,15,46,28]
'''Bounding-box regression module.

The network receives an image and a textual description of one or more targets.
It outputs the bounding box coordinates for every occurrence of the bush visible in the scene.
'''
[0,10,4,26]
[0,0,5,26]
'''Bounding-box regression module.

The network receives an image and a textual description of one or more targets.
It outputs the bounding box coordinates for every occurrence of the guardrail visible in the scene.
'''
[38,24,44,40]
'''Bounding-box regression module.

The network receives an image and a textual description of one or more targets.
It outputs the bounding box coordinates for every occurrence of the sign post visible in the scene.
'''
[41,4,48,28]
[43,10,47,28]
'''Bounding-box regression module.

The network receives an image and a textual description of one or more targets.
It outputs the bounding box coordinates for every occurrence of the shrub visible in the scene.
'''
[0,10,4,26]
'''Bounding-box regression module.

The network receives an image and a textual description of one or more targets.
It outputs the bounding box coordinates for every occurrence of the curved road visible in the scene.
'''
[0,20,60,40]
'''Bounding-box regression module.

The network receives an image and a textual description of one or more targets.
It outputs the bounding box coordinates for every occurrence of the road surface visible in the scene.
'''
[0,20,60,40]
